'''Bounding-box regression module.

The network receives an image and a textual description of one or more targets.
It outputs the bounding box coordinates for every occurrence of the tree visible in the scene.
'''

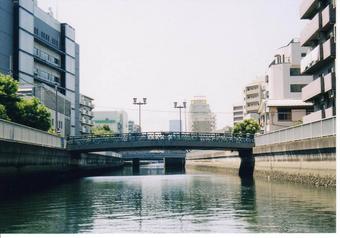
[233,119,260,136]
[0,73,20,120]
[0,104,10,120]
[92,125,112,135]
[16,97,51,131]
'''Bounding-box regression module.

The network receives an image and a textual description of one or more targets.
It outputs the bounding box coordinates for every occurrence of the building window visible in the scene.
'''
[34,27,39,35]
[290,84,306,92]
[290,68,301,76]
[306,108,314,115]
[301,53,306,57]
[278,108,292,121]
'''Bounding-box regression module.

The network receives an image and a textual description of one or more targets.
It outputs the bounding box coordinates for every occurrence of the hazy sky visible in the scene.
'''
[38,0,305,131]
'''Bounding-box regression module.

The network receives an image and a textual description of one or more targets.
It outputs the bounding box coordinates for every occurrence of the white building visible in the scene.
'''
[259,39,314,132]
[232,104,244,125]
[128,120,140,133]
[93,111,128,134]
[188,96,216,132]
[244,79,265,121]
[79,94,94,134]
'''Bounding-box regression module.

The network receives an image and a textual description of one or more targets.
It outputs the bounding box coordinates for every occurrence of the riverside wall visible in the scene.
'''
[0,140,124,178]
[186,135,336,188]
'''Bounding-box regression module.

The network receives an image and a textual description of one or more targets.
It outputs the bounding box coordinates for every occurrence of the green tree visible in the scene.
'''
[91,125,112,135]
[16,97,51,131]
[233,119,260,136]
[0,104,10,120]
[0,73,20,120]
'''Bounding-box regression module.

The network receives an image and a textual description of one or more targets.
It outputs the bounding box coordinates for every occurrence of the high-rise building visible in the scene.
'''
[93,111,128,134]
[79,94,94,135]
[259,39,314,132]
[299,0,336,123]
[0,0,80,137]
[169,120,181,132]
[243,79,265,121]
[232,104,244,125]
[188,96,215,132]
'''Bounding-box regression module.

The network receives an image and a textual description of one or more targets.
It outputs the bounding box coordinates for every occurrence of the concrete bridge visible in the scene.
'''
[67,132,255,178]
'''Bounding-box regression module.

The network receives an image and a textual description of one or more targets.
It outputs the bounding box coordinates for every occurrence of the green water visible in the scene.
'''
[0,164,336,233]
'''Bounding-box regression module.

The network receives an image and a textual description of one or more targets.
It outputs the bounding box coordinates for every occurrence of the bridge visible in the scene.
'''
[67,132,255,178]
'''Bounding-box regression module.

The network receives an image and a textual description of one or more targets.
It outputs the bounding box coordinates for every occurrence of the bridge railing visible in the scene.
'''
[67,132,254,146]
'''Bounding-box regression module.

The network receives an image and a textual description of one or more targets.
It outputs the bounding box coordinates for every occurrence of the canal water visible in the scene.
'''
[0,163,336,233]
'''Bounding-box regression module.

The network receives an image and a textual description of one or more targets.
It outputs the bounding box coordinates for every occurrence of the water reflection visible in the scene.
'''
[0,163,335,233]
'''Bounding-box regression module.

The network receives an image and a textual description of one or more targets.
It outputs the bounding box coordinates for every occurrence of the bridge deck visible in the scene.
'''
[67,132,254,152]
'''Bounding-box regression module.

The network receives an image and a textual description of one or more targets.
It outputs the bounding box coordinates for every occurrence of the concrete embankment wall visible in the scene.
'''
[187,135,336,188]
[0,140,124,178]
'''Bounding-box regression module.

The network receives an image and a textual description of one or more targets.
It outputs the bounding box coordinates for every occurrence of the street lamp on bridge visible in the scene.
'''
[174,101,186,133]
[133,97,147,132]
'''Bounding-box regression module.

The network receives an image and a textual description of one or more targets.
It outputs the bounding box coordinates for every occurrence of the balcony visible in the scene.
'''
[324,72,335,92]
[301,45,321,74]
[303,110,322,123]
[246,96,260,104]
[300,0,319,19]
[80,100,94,108]
[321,4,336,30]
[302,77,322,101]
[325,107,334,118]
[300,13,321,46]
[322,37,336,60]
[81,118,94,126]
[246,104,259,112]
[245,88,260,96]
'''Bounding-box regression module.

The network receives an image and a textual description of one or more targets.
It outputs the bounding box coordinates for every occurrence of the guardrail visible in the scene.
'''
[0,119,64,148]
[255,116,336,146]
[67,132,254,146]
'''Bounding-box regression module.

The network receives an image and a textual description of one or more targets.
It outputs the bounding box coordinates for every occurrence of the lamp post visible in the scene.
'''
[55,83,59,133]
[174,101,186,133]
[133,97,147,132]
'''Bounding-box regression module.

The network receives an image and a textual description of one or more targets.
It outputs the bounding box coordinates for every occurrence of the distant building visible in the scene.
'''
[259,39,314,132]
[233,104,244,125]
[214,125,232,133]
[244,79,265,121]
[128,120,140,133]
[0,0,80,137]
[299,0,336,123]
[93,111,128,134]
[79,94,94,135]
[169,120,181,132]
[188,96,216,132]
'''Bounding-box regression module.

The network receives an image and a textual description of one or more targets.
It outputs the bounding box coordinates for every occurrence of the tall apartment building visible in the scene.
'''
[259,39,314,132]
[0,0,80,137]
[93,111,128,134]
[299,0,336,123]
[79,94,94,135]
[232,104,244,125]
[188,96,216,132]
[243,79,265,120]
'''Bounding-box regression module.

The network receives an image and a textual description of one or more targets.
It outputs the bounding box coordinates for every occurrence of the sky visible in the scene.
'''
[38,0,306,131]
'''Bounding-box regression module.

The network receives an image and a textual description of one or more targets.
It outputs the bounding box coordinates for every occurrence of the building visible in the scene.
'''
[128,120,140,133]
[169,120,181,132]
[188,96,216,132]
[93,111,128,134]
[79,94,94,135]
[299,0,336,123]
[259,39,314,132]
[0,0,80,137]
[243,79,265,121]
[232,104,244,125]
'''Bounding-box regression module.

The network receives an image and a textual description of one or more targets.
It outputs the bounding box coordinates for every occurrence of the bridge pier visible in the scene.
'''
[164,157,186,174]
[132,159,140,174]
[238,149,255,179]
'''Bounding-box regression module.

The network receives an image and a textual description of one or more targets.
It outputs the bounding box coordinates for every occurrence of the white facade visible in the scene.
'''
[79,94,94,134]
[259,39,314,132]
[188,96,216,132]
[244,78,265,120]
[232,104,244,125]
[93,111,128,134]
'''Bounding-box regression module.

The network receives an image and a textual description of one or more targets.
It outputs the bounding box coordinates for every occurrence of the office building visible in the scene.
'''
[233,104,244,125]
[93,111,128,134]
[259,39,314,132]
[299,0,336,123]
[0,0,80,137]
[188,96,216,132]
[79,94,94,135]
